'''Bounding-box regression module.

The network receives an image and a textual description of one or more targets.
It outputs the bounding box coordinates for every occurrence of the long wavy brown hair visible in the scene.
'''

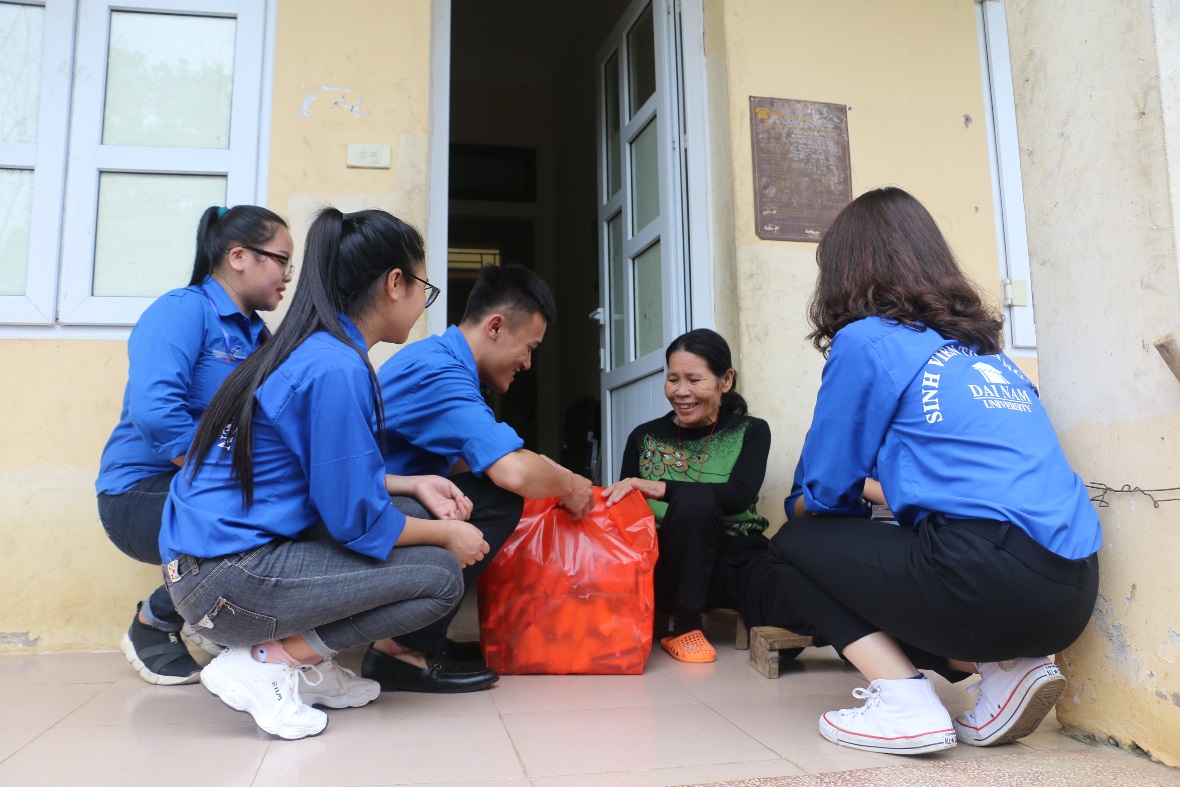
[808,187,1004,356]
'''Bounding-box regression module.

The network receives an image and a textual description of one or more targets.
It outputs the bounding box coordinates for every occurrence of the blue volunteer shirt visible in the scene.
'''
[96,278,268,495]
[377,325,524,477]
[159,314,407,562]
[794,316,1102,560]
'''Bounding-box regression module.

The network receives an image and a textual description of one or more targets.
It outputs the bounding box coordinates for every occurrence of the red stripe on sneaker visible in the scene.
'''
[965,663,1053,732]
[822,712,953,741]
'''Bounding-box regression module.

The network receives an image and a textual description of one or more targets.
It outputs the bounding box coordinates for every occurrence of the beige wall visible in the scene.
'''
[0,0,436,652]
[1006,0,1180,766]
[708,0,1006,528]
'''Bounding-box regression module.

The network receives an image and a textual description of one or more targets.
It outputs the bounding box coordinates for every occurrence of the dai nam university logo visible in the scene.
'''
[968,362,1033,412]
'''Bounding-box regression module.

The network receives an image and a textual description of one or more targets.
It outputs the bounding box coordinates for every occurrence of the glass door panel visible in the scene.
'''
[633,240,663,357]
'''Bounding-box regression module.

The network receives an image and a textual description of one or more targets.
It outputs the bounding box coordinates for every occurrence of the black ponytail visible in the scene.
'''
[665,328,749,416]
[188,205,288,286]
[188,206,425,505]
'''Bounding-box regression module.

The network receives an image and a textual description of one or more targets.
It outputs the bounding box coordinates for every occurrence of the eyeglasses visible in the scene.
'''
[406,272,441,308]
[241,245,295,277]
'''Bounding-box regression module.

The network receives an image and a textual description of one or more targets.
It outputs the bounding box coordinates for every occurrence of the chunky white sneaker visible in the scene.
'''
[819,677,957,755]
[199,647,327,740]
[300,660,380,709]
[181,622,226,656]
[954,657,1066,746]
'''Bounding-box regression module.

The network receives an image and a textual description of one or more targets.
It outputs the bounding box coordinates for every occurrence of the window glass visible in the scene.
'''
[608,213,625,367]
[92,173,226,297]
[605,52,621,198]
[0,2,44,144]
[630,118,659,231]
[626,4,655,117]
[0,168,33,295]
[633,240,662,357]
[102,11,235,148]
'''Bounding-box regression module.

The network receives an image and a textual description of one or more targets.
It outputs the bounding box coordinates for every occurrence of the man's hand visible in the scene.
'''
[601,477,665,507]
[538,455,594,520]
[414,475,474,520]
[443,520,490,567]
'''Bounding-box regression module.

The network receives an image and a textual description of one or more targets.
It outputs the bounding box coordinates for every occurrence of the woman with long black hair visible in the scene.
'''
[159,207,486,739]
[770,187,1101,755]
[97,205,291,685]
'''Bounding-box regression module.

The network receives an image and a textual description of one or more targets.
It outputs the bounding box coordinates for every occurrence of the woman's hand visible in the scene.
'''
[413,475,474,520]
[862,478,887,506]
[601,477,666,507]
[443,520,490,567]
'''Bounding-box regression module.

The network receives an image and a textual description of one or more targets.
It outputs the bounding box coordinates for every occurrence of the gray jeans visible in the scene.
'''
[163,522,463,660]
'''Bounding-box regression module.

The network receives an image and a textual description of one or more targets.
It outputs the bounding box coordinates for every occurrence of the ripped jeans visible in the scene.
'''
[162,523,463,660]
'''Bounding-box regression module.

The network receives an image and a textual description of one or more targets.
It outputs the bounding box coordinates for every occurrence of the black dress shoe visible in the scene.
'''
[444,637,485,664]
[361,646,499,693]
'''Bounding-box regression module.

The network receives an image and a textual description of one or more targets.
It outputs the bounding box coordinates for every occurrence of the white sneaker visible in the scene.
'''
[199,647,327,740]
[181,622,226,656]
[300,659,380,709]
[954,657,1066,746]
[819,677,957,755]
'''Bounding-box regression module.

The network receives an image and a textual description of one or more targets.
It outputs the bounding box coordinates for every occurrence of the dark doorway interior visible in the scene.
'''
[449,0,630,467]
[447,215,538,452]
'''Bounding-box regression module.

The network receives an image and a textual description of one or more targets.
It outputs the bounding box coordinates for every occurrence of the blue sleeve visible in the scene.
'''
[390,362,524,475]
[125,293,206,462]
[271,363,406,560]
[800,331,899,516]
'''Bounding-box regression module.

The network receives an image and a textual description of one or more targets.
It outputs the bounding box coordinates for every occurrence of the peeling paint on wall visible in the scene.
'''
[0,632,40,647]
[297,82,365,118]
[1090,594,1146,677]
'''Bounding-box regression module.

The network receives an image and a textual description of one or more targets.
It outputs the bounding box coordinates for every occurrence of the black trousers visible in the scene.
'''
[655,483,771,622]
[393,472,523,655]
[97,470,184,632]
[765,513,1099,681]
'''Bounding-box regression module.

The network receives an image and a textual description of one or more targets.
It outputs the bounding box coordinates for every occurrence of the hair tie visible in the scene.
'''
[216,206,229,219]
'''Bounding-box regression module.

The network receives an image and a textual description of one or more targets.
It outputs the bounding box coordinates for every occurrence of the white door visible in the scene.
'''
[595,0,687,484]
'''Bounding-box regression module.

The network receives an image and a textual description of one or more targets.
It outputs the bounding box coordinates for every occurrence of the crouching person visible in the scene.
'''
[160,208,487,739]
[769,187,1101,755]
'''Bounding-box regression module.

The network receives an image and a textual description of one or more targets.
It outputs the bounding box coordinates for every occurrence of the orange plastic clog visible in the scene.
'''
[660,629,717,663]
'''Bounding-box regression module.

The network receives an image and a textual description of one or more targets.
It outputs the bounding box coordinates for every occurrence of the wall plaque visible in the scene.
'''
[750,96,852,242]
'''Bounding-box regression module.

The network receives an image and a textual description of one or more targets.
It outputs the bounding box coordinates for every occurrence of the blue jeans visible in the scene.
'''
[97,470,183,631]
[163,523,463,660]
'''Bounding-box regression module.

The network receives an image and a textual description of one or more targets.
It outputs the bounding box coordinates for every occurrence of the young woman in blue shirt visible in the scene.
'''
[97,205,292,685]
[159,207,486,740]
[768,187,1101,756]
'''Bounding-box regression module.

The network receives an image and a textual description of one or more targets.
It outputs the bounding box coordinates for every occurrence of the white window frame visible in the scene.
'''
[0,0,72,325]
[0,0,274,334]
[976,0,1037,352]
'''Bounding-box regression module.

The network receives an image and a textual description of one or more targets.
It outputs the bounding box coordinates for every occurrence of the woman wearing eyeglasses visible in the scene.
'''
[97,205,293,686]
[158,207,485,740]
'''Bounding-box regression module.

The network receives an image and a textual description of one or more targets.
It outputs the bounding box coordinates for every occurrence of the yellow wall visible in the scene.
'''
[1006,0,1180,766]
[709,0,1006,529]
[0,0,436,652]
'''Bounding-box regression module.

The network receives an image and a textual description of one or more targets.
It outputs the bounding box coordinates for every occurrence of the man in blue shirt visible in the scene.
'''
[364,265,594,693]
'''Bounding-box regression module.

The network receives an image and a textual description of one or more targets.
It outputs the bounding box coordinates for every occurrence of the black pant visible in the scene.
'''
[765,513,1099,680]
[393,472,523,655]
[96,470,184,632]
[655,483,771,620]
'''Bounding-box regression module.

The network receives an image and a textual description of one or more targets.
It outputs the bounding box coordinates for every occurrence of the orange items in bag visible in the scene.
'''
[477,489,658,675]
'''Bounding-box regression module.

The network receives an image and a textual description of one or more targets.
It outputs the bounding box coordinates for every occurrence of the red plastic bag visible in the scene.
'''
[477,489,658,674]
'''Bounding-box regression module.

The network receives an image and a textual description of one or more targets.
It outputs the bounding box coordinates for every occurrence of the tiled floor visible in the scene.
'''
[1,611,1176,787]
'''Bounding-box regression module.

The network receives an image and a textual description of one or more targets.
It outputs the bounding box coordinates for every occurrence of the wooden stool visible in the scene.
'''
[749,626,813,678]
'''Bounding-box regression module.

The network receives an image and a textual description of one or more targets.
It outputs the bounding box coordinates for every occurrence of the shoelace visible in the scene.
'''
[961,680,994,723]
[837,685,882,718]
[295,662,325,688]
